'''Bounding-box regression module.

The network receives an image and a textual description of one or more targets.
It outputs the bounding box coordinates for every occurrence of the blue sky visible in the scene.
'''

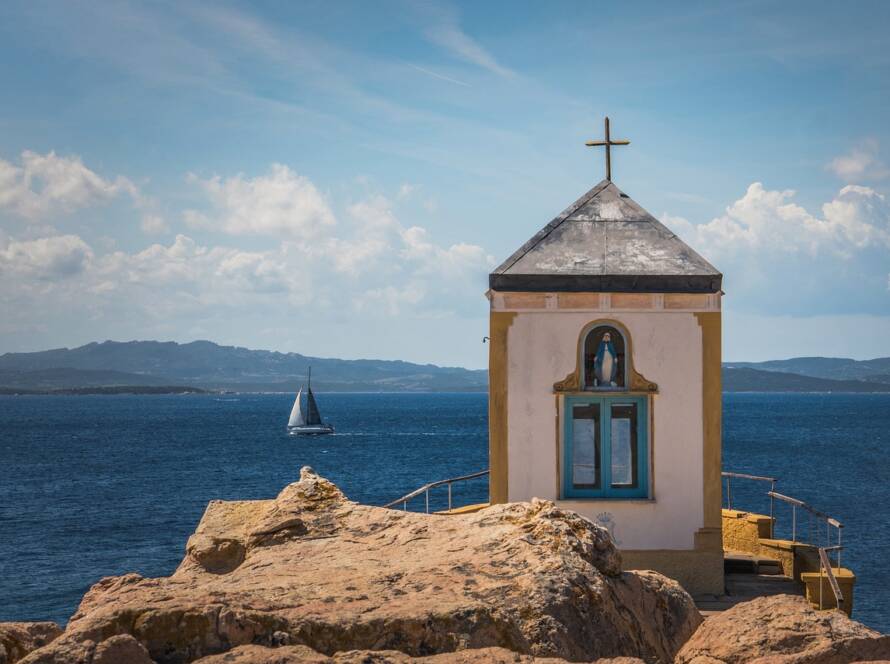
[1,1,889,367]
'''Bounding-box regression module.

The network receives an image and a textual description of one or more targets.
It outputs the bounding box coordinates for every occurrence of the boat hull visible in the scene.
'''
[288,424,335,435]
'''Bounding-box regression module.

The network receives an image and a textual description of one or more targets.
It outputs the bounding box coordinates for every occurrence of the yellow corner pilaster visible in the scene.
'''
[488,311,516,504]
[696,312,722,540]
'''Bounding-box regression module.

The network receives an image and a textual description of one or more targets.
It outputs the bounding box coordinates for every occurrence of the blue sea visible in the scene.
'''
[0,393,887,633]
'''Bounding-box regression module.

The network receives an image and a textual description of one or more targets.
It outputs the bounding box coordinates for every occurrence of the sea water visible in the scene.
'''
[0,392,887,632]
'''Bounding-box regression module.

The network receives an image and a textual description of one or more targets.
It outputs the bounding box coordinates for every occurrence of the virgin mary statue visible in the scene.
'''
[594,332,619,387]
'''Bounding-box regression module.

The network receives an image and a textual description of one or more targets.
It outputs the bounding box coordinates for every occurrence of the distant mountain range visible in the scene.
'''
[0,341,888,394]
[722,367,890,393]
[0,340,488,393]
[722,357,890,392]
[723,357,890,384]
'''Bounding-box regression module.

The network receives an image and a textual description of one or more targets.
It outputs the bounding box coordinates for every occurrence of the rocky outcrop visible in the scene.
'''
[675,594,890,663]
[192,645,646,663]
[19,467,700,663]
[0,623,62,664]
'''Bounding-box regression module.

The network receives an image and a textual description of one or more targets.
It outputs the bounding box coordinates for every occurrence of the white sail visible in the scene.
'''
[288,388,306,427]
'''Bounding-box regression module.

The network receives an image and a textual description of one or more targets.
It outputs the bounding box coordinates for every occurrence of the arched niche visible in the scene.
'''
[553,319,658,394]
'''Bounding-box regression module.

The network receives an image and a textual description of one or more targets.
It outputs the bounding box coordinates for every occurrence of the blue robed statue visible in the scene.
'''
[594,332,619,387]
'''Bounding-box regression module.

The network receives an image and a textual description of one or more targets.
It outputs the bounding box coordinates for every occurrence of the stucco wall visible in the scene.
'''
[504,311,706,551]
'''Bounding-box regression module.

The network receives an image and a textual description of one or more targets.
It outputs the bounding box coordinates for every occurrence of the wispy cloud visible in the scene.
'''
[666,191,711,205]
[418,5,514,78]
[828,139,890,182]
[140,214,170,235]
[408,63,470,87]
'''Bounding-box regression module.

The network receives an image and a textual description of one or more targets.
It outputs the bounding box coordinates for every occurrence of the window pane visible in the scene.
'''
[610,404,638,488]
[572,404,600,489]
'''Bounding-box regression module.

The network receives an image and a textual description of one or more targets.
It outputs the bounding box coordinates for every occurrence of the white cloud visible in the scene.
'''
[668,182,890,260]
[0,234,93,279]
[0,150,138,219]
[0,166,494,351]
[180,168,494,313]
[397,183,418,199]
[185,164,335,238]
[140,214,169,235]
[663,182,890,316]
[828,139,889,182]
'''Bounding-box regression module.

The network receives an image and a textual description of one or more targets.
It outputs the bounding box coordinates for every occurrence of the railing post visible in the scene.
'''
[792,505,796,543]
[769,481,776,538]
[727,475,732,510]
[837,529,842,569]
[425,489,429,514]
[819,560,824,610]
[403,501,407,511]
[448,482,452,512]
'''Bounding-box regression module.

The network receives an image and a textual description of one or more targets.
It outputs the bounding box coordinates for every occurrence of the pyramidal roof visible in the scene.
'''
[490,180,722,293]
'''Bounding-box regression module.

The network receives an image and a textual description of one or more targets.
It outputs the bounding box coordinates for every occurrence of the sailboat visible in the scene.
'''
[287,367,334,435]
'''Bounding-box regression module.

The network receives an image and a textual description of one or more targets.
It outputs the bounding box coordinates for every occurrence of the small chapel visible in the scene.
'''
[486,119,724,595]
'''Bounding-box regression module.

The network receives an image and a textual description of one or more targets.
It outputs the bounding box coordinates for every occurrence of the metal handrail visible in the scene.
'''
[767,490,843,565]
[383,470,489,513]
[767,491,842,527]
[722,472,844,560]
[818,546,845,611]
[722,471,778,483]
[722,471,778,537]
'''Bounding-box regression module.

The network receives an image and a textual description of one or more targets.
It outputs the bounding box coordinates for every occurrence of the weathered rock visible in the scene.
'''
[0,623,62,664]
[193,644,647,663]
[675,594,890,664]
[22,468,700,663]
[92,635,154,664]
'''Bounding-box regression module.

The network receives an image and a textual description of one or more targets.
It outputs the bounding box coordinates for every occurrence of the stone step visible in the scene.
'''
[725,573,801,597]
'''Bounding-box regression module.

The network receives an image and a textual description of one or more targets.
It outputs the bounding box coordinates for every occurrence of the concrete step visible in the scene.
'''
[725,572,801,597]
[724,551,784,575]
[695,572,803,617]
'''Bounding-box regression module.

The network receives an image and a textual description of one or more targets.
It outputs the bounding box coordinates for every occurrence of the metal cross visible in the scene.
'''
[585,117,630,181]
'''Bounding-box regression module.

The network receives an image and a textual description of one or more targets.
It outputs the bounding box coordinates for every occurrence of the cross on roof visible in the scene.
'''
[585,117,630,182]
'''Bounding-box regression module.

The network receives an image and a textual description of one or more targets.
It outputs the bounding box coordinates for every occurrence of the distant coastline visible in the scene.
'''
[4,386,890,396]
[0,385,209,396]
[1,340,889,394]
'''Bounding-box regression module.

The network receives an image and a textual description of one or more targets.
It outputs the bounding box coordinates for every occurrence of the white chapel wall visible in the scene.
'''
[504,310,706,551]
